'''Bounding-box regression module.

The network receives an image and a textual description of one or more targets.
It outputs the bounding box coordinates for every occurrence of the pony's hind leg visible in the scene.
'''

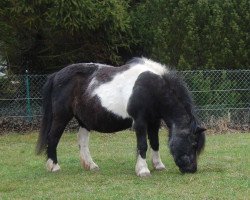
[148,122,166,171]
[46,117,70,172]
[77,127,99,171]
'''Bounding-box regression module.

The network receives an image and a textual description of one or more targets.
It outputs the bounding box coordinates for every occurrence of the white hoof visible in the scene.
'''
[80,157,99,171]
[136,167,151,177]
[46,159,61,172]
[135,155,151,177]
[153,161,166,171]
[152,150,166,171]
[89,162,100,171]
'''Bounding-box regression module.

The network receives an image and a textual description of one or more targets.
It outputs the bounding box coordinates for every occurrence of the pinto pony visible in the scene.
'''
[36,58,206,177]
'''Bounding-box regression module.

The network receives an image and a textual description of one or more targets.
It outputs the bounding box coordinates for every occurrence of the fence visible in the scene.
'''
[0,70,249,132]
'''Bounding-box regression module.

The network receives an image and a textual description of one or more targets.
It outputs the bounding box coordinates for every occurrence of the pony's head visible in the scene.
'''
[169,122,206,173]
[161,71,206,173]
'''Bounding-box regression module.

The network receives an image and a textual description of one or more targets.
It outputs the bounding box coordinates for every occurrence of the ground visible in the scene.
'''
[0,130,249,199]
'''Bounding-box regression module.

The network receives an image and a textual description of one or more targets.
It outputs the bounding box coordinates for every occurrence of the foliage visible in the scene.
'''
[0,0,132,73]
[0,75,20,98]
[132,0,250,70]
[0,0,249,74]
[184,71,244,109]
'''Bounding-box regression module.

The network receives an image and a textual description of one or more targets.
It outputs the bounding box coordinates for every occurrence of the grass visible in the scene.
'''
[0,130,249,200]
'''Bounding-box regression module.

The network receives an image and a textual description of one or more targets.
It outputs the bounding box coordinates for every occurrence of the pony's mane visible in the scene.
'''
[163,71,205,153]
[163,71,199,129]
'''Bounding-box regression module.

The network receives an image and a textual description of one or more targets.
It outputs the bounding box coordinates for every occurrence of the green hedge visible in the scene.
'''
[0,0,249,73]
[132,0,249,70]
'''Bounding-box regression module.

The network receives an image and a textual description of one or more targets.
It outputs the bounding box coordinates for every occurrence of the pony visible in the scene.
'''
[36,57,206,177]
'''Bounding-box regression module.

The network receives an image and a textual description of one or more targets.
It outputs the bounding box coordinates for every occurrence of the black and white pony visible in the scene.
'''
[36,58,206,177]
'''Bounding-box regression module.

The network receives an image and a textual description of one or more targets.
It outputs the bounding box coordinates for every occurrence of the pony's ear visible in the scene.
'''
[196,126,206,134]
[197,130,206,154]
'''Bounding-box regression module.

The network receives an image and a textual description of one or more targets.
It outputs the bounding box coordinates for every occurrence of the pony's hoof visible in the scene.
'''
[46,159,61,172]
[138,171,151,177]
[81,158,99,171]
[153,162,166,171]
[90,163,100,171]
[136,168,151,177]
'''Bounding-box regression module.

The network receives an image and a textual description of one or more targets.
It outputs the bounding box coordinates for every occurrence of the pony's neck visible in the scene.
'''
[162,98,193,131]
[164,113,191,130]
[161,71,195,133]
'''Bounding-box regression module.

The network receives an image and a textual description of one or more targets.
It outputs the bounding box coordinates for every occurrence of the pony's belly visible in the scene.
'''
[91,116,133,133]
[77,95,133,133]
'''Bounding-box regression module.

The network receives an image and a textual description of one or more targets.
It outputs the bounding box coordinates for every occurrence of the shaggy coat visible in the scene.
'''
[37,58,205,176]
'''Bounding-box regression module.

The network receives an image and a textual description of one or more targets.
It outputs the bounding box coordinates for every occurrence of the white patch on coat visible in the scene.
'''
[152,150,166,170]
[92,58,168,118]
[135,155,151,177]
[77,127,99,171]
[131,57,168,75]
[46,158,61,172]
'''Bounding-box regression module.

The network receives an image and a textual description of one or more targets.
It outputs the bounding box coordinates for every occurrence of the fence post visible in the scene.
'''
[25,70,32,122]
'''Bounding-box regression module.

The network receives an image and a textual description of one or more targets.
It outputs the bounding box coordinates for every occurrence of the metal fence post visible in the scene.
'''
[25,70,32,122]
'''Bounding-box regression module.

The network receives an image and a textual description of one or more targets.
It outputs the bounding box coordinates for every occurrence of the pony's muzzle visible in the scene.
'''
[179,164,197,173]
[175,155,197,174]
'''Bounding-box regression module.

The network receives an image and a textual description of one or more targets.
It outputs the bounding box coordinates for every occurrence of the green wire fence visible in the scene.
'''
[0,70,249,131]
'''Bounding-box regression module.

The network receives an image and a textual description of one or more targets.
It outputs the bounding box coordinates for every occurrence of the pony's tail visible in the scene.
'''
[36,73,56,155]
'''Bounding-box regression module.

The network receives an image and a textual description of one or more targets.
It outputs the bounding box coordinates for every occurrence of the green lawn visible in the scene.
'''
[0,130,249,200]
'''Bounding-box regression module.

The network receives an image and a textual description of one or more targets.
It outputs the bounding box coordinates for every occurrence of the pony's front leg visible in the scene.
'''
[77,127,99,171]
[134,119,151,177]
[152,150,166,170]
[148,123,166,171]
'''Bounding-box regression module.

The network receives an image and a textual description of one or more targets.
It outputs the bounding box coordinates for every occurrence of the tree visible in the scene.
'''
[0,0,132,74]
[0,0,249,73]
[131,0,250,70]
